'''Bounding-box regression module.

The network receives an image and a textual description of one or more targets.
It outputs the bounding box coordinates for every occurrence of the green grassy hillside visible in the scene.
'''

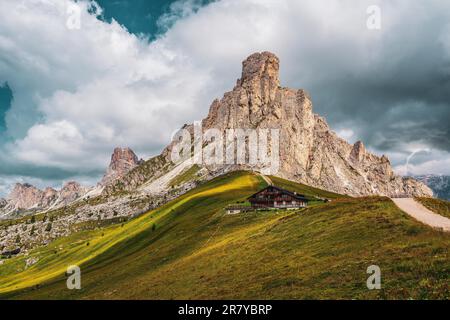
[0,171,448,299]
[269,175,348,200]
[416,197,450,219]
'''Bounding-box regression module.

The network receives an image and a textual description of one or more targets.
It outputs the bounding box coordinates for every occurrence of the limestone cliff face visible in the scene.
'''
[100,147,143,187]
[186,52,432,197]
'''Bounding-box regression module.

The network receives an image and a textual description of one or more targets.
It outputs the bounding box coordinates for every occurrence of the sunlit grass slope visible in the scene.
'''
[1,171,449,300]
[269,175,347,200]
[416,197,450,219]
[0,171,265,296]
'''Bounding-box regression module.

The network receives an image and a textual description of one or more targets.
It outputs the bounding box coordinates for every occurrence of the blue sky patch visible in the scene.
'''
[96,0,214,38]
[96,0,177,38]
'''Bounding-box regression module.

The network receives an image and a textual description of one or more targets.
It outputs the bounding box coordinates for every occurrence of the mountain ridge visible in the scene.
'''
[0,51,433,219]
[415,175,450,200]
[0,147,143,218]
[162,51,432,197]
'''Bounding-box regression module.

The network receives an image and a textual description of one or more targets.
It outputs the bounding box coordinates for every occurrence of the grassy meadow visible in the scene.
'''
[0,171,448,300]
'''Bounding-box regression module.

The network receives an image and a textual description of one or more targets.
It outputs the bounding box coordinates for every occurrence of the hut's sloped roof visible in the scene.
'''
[247,186,309,202]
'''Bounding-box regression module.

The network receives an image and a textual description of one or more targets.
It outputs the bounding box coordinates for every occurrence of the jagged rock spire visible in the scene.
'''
[350,141,366,163]
[196,51,432,197]
[130,51,433,198]
[239,51,280,87]
[100,147,142,187]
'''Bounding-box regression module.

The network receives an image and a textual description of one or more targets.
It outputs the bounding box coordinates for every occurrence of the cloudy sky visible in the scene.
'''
[0,0,449,196]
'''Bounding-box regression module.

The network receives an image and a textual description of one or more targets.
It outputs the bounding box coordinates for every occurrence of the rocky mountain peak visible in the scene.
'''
[1,180,90,215]
[239,51,280,87]
[381,154,390,163]
[9,182,38,196]
[57,181,86,206]
[43,187,57,194]
[194,51,432,197]
[111,147,140,168]
[1,147,143,217]
[100,147,142,186]
[8,183,44,210]
[41,187,58,207]
[61,181,82,192]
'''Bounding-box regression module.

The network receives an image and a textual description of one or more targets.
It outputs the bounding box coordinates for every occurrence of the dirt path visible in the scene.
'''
[391,198,450,232]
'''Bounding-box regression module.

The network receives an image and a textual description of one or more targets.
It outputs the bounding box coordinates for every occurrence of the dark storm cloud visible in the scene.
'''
[309,78,450,152]
[0,83,12,132]
[277,2,450,155]
[0,152,105,196]
[0,160,103,181]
